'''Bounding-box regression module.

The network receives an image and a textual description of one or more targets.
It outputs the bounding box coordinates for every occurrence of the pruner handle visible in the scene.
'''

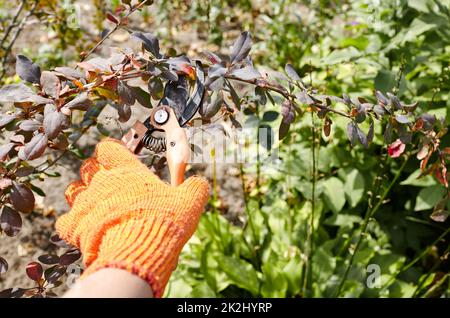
[121,107,190,186]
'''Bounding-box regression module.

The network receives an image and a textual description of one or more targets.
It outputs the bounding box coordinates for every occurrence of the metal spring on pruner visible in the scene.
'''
[142,132,167,153]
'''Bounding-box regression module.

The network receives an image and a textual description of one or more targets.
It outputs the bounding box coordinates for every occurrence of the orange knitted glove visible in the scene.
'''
[55,138,209,297]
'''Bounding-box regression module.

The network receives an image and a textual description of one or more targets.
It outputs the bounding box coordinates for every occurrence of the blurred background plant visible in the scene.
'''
[0,0,449,298]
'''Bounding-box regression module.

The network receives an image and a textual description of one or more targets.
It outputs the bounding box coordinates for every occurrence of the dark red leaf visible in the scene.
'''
[0,288,26,298]
[38,254,60,265]
[0,206,22,236]
[20,133,48,160]
[44,265,66,283]
[26,262,43,281]
[10,181,35,213]
[59,249,81,266]
[106,12,119,24]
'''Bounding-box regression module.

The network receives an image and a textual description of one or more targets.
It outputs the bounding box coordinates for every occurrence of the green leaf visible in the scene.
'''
[29,184,46,197]
[322,177,346,213]
[343,169,365,208]
[414,185,446,211]
[191,281,217,297]
[322,47,361,65]
[374,70,396,93]
[217,255,260,295]
[261,262,288,297]
[400,170,437,187]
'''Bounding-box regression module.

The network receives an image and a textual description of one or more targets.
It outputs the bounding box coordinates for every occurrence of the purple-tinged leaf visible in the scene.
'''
[0,83,51,105]
[63,92,93,111]
[367,120,374,143]
[77,57,111,73]
[40,71,60,98]
[0,257,7,275]
[130,32,161,58]
[160,69,178,81]
[38,254,60,265]
[0,206,22,237]
[20,133,47,161]
[281,100,295,124]
[230,66,261,80]
[207,64,227,80]
[15,167,34,177]
[375,91,388,106]
[10,181,35,213]
[49,233,70,248]
[0,114,16,128]
[117,103,131,122]
[230,31,252,64]
[384,121,393,143]
[208,77,225,91]
[117,81,135,105]
[45,265,66,283]
[59,249,81,266]
[0,143,14,161]
[44,111,66,139]
[200,91,223,119]
[373,104,386,117]
[203,51,222,64]
[0,288,26,298]
[279,121,290,140]
[54,67,84,80]
[356,125,368,148]
[387,93,402,110]
[285,63,301,81]
[16,55,41,84]
[347,122,358,146]
[227,81,241,110]
[395,114,410,124]
[26,262,43,281]
[420,113,436,130]
[19,120,41,132]
[296,91,315,105]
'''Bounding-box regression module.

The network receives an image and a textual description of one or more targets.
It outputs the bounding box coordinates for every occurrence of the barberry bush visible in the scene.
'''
[1,0,449,297]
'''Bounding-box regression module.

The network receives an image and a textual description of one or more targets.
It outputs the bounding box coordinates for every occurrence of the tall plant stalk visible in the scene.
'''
[335,154,410,296]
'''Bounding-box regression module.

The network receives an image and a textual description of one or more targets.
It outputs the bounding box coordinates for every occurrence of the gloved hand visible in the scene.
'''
[55,138,209,297]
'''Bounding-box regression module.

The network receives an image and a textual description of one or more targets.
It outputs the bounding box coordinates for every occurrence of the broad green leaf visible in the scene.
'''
[322,47,361,65]
[261,262,288,297]
[400,170,437,187]
[414,185,446,211]
[216,255,260,295]
[375,70,396,93]
[343,169,365,207]
[322,177,346,213]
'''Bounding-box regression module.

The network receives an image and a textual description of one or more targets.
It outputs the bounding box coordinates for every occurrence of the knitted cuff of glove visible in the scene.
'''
[80,218,186,298]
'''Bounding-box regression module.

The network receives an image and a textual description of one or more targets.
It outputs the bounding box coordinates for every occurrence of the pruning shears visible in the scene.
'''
[121,61,206,186]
